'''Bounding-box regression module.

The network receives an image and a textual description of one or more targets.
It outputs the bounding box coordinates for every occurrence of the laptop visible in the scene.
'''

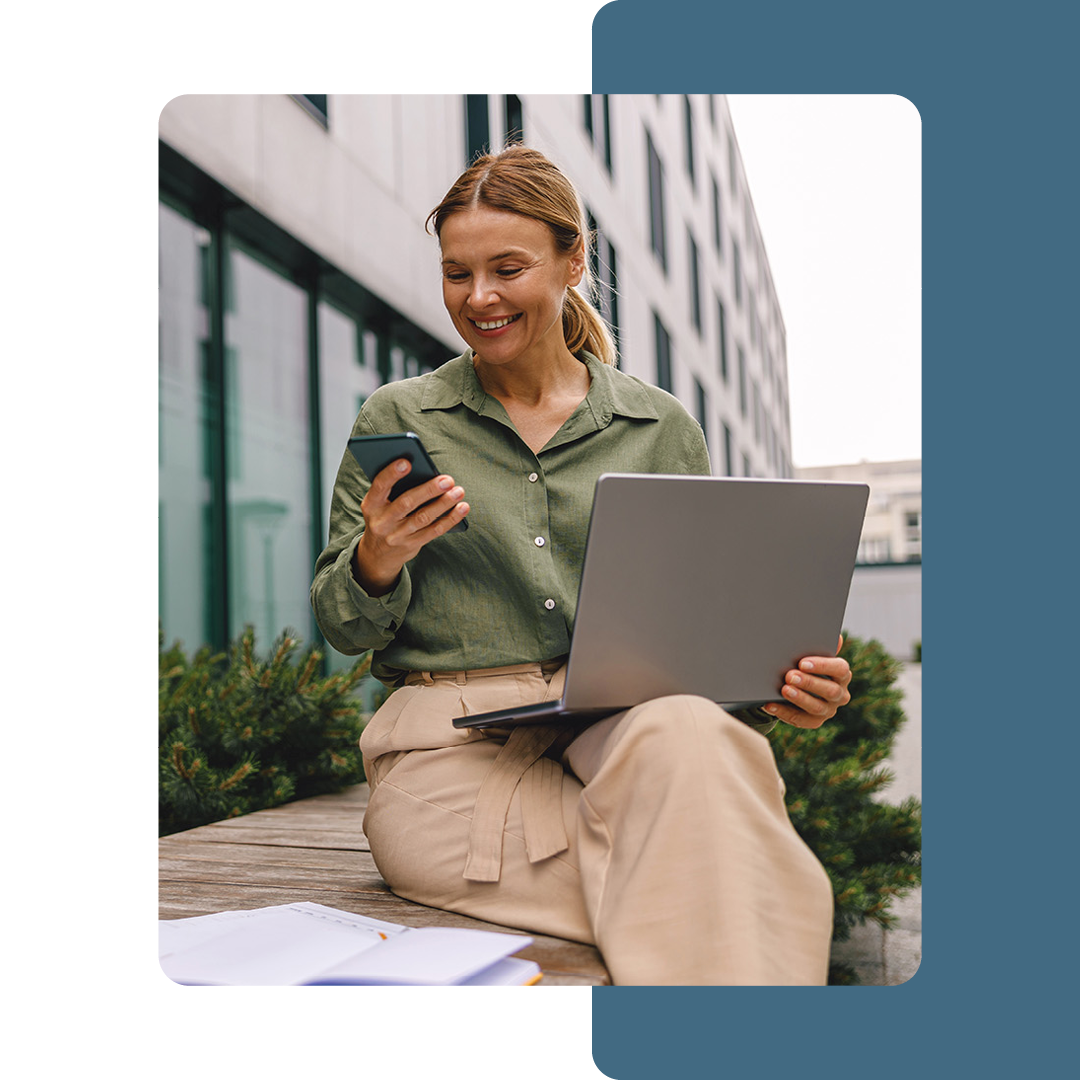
[453,473,869,730]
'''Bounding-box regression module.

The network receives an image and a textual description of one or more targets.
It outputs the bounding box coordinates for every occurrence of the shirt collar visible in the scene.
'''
[420,349,660,425]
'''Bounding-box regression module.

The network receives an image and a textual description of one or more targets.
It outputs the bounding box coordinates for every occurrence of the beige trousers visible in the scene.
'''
[359,663,833,986]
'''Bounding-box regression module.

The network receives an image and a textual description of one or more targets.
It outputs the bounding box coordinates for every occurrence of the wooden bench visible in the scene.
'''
[159,783,610,985]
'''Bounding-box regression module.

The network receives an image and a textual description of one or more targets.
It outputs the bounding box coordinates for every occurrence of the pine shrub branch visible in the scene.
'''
[770,633,922,984]
[159,626,371,835]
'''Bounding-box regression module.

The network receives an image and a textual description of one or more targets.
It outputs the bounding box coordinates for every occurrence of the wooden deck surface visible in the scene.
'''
[159,783,610,986]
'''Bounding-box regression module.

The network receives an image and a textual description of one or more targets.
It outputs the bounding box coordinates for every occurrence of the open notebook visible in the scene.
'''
[159,902,541,986]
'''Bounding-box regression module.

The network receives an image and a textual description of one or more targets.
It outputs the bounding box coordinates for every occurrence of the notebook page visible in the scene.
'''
[160,903,395,985]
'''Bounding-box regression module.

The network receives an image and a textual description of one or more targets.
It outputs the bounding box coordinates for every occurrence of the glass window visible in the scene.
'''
[687,228,701,333]
[738,345,747,416]
[159,202,214,652]
[317,301,382,527]
[161,145,468,658]
[654,312,672,392]
[732,239,742,307]
[223,240,314,645]
[646,129,666,271]
[682,95,695,187]
[584,95,613,174]
[710,173,723,257]
[717,297,728,381]
[292,95,329,128]
[504,94,523,144]
[591,219,620,353]
[694,377,708,449]
[465,95,490,163]
[728,132,738,200]
[600,95,613,174]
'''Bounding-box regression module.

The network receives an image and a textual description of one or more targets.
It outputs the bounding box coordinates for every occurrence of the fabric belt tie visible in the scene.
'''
[462,723,570,883]
[402,663,571,883]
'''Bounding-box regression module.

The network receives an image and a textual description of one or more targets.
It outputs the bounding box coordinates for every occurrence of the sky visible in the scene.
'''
[725,95,922,469]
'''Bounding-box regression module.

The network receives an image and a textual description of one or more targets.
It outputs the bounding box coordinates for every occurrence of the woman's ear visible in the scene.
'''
[566,241,586,288]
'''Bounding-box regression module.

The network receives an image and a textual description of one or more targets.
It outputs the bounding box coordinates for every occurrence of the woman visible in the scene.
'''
[311,146,851,985]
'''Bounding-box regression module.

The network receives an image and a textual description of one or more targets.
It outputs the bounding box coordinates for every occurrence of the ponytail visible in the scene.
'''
[563,286,617,366]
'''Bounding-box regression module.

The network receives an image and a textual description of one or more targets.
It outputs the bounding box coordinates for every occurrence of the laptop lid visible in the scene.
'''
[560,473,869,711]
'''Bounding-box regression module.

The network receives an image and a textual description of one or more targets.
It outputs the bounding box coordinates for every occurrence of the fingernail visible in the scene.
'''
[790,673,802,685]
[396,460,409,473]
[439,477,453,489]
[801,660,814,671]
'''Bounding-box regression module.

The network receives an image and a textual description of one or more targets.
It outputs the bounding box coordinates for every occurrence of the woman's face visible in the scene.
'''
[439,206,584,369]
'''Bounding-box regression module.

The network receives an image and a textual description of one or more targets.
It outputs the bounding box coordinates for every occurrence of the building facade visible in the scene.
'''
[796,459,922,661]
[158,94,793,662]
[795,459,922,566]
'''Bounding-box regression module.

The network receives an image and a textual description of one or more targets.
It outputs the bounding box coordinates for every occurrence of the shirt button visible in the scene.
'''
[534,536,545,547]
[544,599,556,610]
[528,472,539,483]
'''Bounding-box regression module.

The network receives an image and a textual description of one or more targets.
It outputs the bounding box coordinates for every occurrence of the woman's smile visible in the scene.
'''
[469,312,523,334]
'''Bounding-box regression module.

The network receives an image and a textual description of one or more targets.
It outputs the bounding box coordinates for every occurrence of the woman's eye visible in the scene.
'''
[445,271,469,282]
[497,267,523,277]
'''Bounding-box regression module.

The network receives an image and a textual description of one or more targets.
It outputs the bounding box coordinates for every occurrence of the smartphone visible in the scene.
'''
[347,432,468,532]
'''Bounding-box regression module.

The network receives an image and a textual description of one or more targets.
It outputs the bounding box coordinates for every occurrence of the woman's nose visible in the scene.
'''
[469,275,498,308]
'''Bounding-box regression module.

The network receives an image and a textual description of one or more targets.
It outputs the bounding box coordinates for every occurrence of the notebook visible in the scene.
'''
[453,473,869,730]
[159,902,541,986]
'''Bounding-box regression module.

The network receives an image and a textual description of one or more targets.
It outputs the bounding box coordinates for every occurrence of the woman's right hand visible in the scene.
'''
[352,459,469,596]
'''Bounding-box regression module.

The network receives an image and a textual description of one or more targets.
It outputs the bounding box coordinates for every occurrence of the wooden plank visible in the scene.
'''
[159,783,610,986]
[159,837,388,898]
[169,822,370,851]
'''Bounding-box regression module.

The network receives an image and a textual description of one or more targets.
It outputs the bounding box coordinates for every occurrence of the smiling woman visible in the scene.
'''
[310,144,852,986]
[439,208,584,372]
[428,146,617,369]
[438,208,590,453]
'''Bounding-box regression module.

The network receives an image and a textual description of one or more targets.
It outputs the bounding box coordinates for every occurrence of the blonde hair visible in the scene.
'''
[426,145,617,366]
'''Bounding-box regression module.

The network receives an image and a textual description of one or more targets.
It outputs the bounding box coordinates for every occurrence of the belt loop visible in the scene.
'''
[420,671,435,686]
[455,671,467,686]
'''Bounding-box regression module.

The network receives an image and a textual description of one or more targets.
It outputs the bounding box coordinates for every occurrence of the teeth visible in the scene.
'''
[474,315,519,330]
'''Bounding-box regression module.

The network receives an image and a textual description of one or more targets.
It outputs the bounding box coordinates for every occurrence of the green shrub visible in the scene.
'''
[159,627,371,836]
[771,633,922,984]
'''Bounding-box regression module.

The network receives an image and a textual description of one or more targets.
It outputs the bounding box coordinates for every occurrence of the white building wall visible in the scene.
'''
[159,93,792,478]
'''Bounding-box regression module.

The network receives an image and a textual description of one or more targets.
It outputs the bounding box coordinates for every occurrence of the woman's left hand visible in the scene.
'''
[761,635,852,729]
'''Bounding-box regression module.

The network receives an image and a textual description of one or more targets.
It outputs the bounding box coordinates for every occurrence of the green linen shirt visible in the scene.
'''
[311,349,776,733]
